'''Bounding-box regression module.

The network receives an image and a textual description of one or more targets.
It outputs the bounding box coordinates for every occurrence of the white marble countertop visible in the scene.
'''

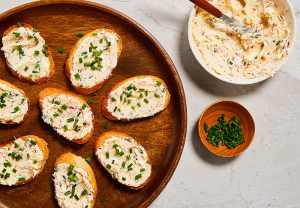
[1,0,300,207]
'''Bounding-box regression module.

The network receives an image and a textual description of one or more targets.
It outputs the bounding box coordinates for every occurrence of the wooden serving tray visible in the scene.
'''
[0,1,187,207]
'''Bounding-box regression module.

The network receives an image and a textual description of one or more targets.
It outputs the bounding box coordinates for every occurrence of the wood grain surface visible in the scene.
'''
[0,1,187,207]
[198,100,255,157]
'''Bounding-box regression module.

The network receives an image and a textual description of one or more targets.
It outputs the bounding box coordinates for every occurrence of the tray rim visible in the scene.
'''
[0,0,187,207]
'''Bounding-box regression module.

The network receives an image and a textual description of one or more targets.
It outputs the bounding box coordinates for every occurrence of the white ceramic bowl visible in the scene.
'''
[188,0,296,85]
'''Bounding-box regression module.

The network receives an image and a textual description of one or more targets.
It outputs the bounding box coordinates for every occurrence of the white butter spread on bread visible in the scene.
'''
[0,81,28,124]
[1,26,51,82]
[41,94,93,141]
[106,76,168,120]
[95,135,151,188]
[70,30,120,88]
[53,163,94,208]
[0,137,45,186]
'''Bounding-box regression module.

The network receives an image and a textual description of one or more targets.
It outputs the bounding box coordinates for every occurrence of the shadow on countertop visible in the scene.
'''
[178,13,269,97]
[191,121,237,165]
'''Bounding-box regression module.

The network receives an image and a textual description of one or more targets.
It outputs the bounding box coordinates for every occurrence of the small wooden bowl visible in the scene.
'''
[198,100,255,157]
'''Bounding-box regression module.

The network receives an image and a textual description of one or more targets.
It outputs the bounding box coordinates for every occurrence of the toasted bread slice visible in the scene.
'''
[1,23,54,84]
[65,28,122,95]
[53,153,97,208]
[101,75,170,121]
[38,88,94,144]
[0,79,29,124]
[0,135,49,186]
[94,131,151,189]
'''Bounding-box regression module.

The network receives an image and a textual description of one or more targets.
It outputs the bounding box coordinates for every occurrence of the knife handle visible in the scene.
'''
[189,0,222,18]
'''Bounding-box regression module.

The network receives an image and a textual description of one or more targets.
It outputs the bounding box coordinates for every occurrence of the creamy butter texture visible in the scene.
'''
[41,94,93,141]
[71,30,119,88]
[0,137,44,186]
[0,82,28,124]
[1,26,51,81]
[192,0,290,79]
[107,77,167,120]
[95,136,151,188]
[53,163,94,208]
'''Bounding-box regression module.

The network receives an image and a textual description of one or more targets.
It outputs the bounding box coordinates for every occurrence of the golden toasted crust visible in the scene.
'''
[38,88,94,144]
[0,79,30,125]
[54,152,97,207]
[2,23,54,84]
[65,28,122,95]
[0,135,49,186]
[101,75,171,121]
[94,130,151,189]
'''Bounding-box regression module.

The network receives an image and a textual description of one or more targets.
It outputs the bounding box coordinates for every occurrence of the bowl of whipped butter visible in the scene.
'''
[188,0,296,84]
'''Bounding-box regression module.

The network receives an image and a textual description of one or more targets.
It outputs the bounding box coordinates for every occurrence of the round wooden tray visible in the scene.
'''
[0,1,187,207]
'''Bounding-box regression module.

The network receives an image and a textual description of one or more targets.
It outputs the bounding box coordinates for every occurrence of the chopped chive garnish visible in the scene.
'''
[111,97,116,102]
[34,50,40,55]
[81,189,88,196]
[62,104,68,110]
[133,136,140,141]
[54,100,60,105]
[135,174,142,181]
[30,140,37,145]
[64,190,71,196]
[63,125,68,131]
[106,152,109,159]
[12,106,19,113]
[156,81,161,86]
[67,118,74,123]
[82,104,86,109]
[12,32,20,38]
[90,93,97,97]
[154,93,160,98]
[104,122,109,129]
[18,177,26,181]
[122,162,125,168]
[33,160,38,164]
[74,73,80,79]
[24,66,28,71]
[69,164,74,170]
[77,33,83,37]
[126,155,131,160]
[79,57,83,63]
[12,168,17,173]
[17,22,23,27]
[87,100,93,104]
[122,177,126,181]
[58,48,65,53]
[106,164,111,169]
[85,157,91,164]
[140,168,145,172]
[144,99,149,104]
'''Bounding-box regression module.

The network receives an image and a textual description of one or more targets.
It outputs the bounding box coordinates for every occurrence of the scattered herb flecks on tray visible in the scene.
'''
[204,114,244,149]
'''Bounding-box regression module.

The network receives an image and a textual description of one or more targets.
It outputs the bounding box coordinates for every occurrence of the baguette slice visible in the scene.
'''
[94,131,152,189]
[0,79,29,124]
[53,153,97,208]
[1,23,54,84]
[38,88,94,144]
[65,28,122,95]
[0,135,49,186]
[101,75,170,121]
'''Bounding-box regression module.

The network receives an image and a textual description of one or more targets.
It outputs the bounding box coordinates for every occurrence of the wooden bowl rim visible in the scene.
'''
[0,1,187,207]
[198,100,255,157]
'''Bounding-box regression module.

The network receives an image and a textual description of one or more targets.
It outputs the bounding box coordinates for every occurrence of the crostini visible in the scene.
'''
[94,131,151,189]
[65,28,122,95]
[38,88,94,144]
[101,75,170,121]
[0,79,29,124]
[0,135,49,186]
[53,153,97,208]
[1,22,54,84]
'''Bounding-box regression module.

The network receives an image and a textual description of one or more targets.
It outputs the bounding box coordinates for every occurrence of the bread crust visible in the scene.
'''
[54,152,97,207]
[0,79,30,125]
[2,23,54,84]
[101,75,171,121]
[94,130,152,189]
[38,88,94,144]
[0,135,49,186]
[65,28,122,95]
